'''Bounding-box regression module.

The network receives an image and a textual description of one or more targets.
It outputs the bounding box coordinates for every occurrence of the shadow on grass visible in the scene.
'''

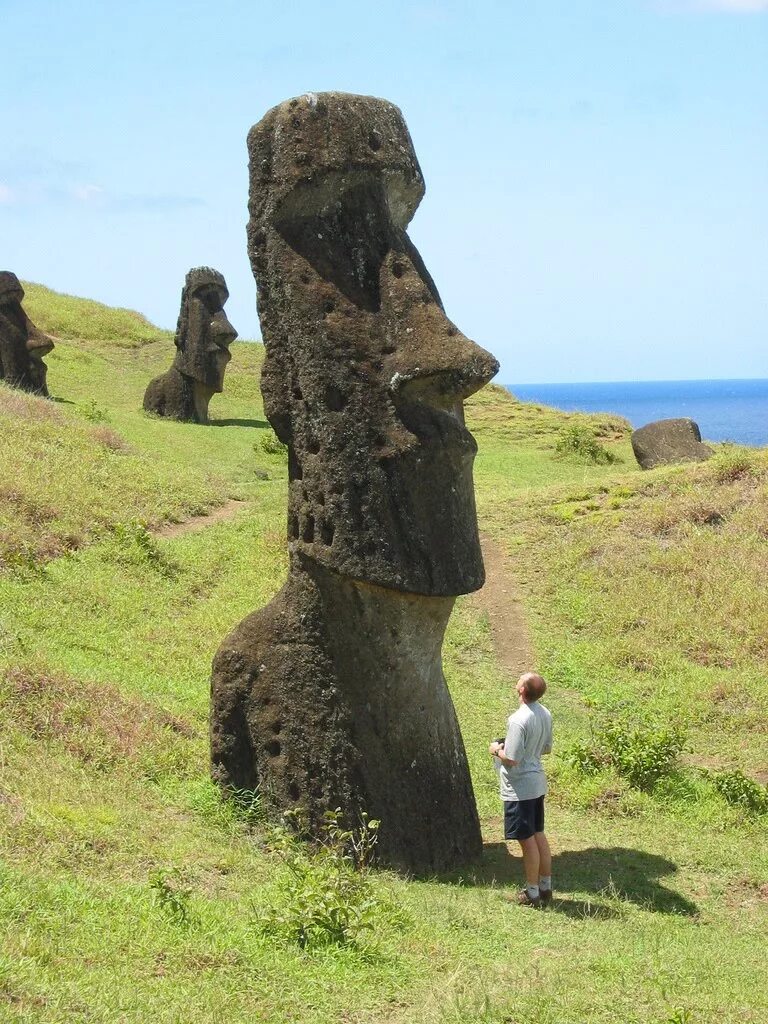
[453,843,697,916]
[211,417,269,428]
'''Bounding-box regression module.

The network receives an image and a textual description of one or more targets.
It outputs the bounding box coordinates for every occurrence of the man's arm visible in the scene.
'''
[488,740,518,767]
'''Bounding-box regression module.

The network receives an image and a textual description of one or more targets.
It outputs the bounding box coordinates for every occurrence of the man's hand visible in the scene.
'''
[489,741,503,756]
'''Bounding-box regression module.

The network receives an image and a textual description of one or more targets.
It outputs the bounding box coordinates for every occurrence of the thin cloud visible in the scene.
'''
[0,183,14,204]
[668,0,768,10]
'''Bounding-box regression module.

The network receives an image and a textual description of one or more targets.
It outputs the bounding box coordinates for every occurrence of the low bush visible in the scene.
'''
[712,769,768,815]
[259,809,406,949]
[567,718,687,791]
[258,432,287,457]
[554,424,617,465]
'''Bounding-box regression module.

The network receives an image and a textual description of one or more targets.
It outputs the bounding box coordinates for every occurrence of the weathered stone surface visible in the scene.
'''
[631,418,713,469]
[211,92,499,874]
[143,267,237,423]
[0,273,55,396]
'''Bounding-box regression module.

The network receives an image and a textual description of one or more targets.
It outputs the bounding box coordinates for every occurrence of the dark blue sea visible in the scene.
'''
[507,379,768,447]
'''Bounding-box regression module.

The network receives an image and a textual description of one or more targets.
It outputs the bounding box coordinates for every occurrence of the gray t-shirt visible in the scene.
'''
[497,700,552,801]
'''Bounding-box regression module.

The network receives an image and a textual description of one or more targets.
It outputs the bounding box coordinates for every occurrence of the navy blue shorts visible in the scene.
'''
[504,796,545,840]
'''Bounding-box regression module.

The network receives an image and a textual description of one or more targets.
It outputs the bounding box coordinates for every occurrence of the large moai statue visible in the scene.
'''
[211,93,499,874]
[143,267,237,424]
[0,273,55,396]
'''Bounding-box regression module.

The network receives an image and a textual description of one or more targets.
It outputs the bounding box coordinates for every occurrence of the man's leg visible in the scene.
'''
[534,832,551,877]
[535,831,552,904]
[517,836,540,889]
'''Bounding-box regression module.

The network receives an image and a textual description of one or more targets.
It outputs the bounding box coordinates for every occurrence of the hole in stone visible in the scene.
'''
[368,131,382,151]
[292,384,303,400]
[446,325,458,337]
[288,781,301,800]
[421,290,432,304]
[271,719,282,734]
[292,116,301,128]
[323,300,335,315]
[381,343,396,355]
[320,520,335,546]
[289,98,298,108]
[288,513,299,539]
[307,436,320,454]
[316,491,325,506]
[391,262,405,278]
[325,386,346,411]
[302,514,315,543]
[300,272,311,285]
[266,740,282,757]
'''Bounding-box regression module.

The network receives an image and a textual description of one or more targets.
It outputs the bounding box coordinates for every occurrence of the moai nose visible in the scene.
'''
[210,311,238,348]
[381,251,499,405]
[25,318,55,358]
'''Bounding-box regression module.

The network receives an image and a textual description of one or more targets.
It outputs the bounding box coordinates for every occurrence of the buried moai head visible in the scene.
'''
[0,272,55,396]
[248,93,499,596]
[173,267,237,393]
[143,267,237,423]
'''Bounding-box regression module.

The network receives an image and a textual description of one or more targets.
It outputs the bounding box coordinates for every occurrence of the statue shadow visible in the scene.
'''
[211,417,269,428]
[50,396,75,405]
[448,843,698,917]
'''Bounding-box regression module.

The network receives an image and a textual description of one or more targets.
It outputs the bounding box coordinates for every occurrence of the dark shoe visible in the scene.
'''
[539,887,553,907]
[513,888,541,908]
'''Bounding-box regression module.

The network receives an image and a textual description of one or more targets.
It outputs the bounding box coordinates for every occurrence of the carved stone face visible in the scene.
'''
[248,94,499,597]
[173,269,237,392]
[0,272,55,396]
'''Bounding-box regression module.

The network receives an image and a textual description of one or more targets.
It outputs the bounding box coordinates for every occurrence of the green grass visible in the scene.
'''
[0,285,766,1023]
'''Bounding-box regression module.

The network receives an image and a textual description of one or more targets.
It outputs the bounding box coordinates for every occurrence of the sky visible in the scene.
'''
[1,0,766,384]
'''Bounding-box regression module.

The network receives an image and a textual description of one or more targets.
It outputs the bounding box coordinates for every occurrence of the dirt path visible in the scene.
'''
[153,499,249,539]
[471,534,534,678]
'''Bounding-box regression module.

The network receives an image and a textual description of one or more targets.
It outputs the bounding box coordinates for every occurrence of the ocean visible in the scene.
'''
[507,379,768,448]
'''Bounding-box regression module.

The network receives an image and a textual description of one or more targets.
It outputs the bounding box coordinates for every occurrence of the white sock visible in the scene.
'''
[539,876,552,891]
[526,884,540,899]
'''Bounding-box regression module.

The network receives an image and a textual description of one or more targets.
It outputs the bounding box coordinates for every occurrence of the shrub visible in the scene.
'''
[712,769,768,815]
[79,399,110,424]
[149,867,193,925]
[259,809,406,949]
[710,445,759,484]
[554,424,617,465]
[258,431,287,457]
[567,719,687,792]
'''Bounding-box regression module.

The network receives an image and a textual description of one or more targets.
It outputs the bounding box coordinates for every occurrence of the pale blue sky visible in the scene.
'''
[2,0,766,382]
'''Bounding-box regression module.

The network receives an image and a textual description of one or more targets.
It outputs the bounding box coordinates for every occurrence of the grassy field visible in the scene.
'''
[0,286,766,1023]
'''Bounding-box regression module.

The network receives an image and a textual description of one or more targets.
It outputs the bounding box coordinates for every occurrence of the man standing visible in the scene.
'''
[490,672,553,907]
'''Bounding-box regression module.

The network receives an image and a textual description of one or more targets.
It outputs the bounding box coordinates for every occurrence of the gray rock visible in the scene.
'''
[631,418,713,469]
[210,92,498,873]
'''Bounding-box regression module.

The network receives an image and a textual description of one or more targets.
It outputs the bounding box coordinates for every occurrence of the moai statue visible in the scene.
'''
[0,272,55,396]
[210,93,499,874]
[143,267,237,423]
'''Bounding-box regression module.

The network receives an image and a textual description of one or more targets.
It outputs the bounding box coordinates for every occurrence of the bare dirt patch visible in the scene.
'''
[154,499,249,539]
[471,534,534,677]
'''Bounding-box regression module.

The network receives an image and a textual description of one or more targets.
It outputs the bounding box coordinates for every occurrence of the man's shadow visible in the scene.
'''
[452,844,698,918]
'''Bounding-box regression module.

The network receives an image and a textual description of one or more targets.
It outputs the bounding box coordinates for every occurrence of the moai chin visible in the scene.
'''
[210,93,499,873]
[0,273,55,396]
[143,267,237,424]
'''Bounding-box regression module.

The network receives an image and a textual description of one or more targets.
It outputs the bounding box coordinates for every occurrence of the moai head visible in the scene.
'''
[172,267,237,393]
[247,92,499,596]
[0,272,55,396]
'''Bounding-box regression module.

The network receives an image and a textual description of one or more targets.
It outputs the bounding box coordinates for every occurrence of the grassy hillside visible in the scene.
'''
[1,286,766,1024]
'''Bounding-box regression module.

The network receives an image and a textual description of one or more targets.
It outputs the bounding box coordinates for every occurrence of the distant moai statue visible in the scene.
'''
[210,93,499,874]
[143,267,237,423]
[0,272,55,396]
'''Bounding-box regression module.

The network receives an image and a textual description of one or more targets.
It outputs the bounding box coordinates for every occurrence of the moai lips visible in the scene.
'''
[0,273,55,396]
[211,93,498,873]
[143,267,237,424]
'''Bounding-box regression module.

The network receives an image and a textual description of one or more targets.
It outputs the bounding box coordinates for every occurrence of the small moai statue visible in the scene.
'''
[210,92,499,874]
[0,272,55,396]
[143,267,237,423]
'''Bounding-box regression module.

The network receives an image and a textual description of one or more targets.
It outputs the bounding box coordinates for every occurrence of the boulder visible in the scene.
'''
[631,418,713,469]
